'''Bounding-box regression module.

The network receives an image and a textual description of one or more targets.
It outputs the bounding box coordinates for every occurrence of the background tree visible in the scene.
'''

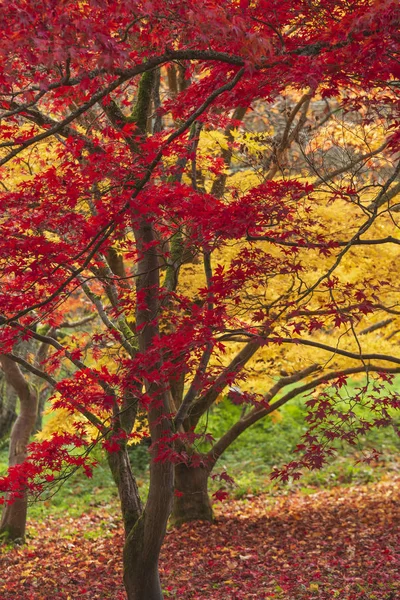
[0,356,37,541]
[0,373,17,442]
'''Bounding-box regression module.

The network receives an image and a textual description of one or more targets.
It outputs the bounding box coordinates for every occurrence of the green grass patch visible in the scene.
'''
[202,378,400,497]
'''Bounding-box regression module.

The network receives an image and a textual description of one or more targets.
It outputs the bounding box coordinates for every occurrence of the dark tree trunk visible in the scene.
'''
[0,378,17,440]
[108,445,172,600]
[123,516,163,600]
[101,75,175,598]
[171,463,213,526]
[123,459,173,600]
[0,356,38,542]
[108,418,173,600]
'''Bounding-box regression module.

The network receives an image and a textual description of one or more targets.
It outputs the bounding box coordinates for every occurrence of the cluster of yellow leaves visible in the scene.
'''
[36,399,148,445]
[0,124,61,189]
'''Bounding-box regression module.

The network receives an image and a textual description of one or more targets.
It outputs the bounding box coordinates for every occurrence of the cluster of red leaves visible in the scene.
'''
[1,479,399,599]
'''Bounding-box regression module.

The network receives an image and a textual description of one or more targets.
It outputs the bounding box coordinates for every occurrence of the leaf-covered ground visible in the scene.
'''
[1,478,400,599]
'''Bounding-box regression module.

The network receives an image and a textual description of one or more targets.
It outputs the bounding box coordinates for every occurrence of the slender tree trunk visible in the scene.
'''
[0,379,17,440]
[0,356,38,542]
[108,447,165,599]
[104,75,175,597]
[171,462,213,526]
[108,446,170,599]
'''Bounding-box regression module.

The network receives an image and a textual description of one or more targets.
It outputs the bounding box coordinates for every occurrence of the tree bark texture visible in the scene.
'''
[0,377,17,440]
[108,437,171,600]
[0,356,38,542]
[171,463,213,526]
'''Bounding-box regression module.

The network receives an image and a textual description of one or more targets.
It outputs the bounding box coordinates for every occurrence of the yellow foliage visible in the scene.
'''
[0,124,61,190]
[36,396,149,445]
[175,162,400,397]
[35,406,85,442]
[199,129,230,154]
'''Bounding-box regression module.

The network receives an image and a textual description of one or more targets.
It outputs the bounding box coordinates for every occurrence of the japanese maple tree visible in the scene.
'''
[0,1,400,599]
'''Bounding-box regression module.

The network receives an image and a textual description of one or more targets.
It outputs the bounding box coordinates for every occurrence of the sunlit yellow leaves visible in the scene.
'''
[36,394,149,444]
[35,405,84,442]
[0,123,61,190]
[175,177,400,398]
[200,130,230,154]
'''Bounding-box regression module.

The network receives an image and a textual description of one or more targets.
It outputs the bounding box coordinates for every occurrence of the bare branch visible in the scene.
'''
[5,353,57,387]
[359,318,394,336]
[59,315,97,328]
[264,337,400,366]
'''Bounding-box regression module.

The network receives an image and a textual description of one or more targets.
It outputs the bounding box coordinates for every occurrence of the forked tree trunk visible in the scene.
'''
[108,417,173,600]
[108,446,166,600]
[0,356,38,542]
[171,463,213,526]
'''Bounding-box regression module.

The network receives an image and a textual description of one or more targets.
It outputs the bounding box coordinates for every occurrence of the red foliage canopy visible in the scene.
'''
[0,5,399,597]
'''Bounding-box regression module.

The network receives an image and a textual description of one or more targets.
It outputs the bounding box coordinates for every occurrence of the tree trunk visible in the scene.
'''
[123,516,163,600]
[34,387,47,433]
[0,384,17,440]
[0,356,38,542]
[123,459,173,600]
[108,439,173,599]
[108,446,165,599]
[171,463,213,526]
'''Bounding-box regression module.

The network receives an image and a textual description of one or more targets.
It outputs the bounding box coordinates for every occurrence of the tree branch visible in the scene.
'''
[207,363,400,467]
[264,337,400,366]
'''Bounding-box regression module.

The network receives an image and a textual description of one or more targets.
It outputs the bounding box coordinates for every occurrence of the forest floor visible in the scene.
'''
[1,477,399,599]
